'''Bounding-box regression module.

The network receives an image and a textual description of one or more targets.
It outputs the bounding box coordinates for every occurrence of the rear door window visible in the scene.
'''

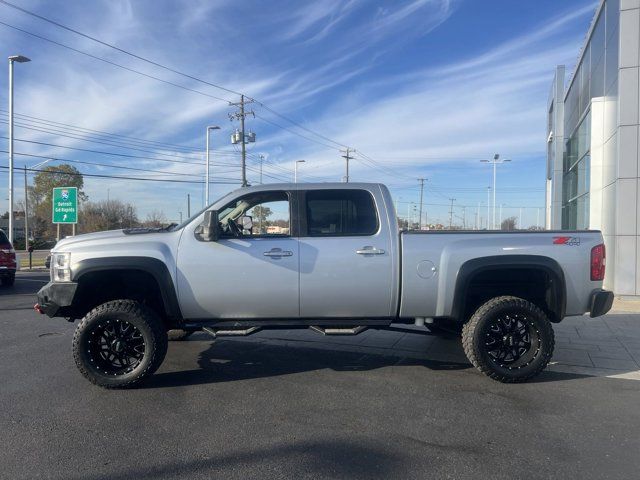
[304,189,378,236]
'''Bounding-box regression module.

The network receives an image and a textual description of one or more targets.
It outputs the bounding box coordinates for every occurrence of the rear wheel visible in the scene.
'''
[1,274,15,286]
[72,300,168,388]
[462,296,554,383]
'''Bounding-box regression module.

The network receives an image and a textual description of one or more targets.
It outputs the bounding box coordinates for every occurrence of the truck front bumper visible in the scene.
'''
[36,281,78,318]
[589,289,614,318]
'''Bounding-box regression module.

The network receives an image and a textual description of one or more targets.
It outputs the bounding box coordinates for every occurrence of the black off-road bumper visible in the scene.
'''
[589,289,614,318]
[36,281,78,318]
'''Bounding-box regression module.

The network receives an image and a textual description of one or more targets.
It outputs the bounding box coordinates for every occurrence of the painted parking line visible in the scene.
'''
[548,363,640,381]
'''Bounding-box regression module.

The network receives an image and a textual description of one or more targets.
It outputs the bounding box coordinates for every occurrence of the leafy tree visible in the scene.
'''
[29,164,87,240]
[251,205,272,224]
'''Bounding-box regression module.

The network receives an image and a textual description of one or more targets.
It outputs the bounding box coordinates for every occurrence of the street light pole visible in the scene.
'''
[7,55,30,245]
[205,125,220,206]
[480,154,511,229]
[294,160,305,183]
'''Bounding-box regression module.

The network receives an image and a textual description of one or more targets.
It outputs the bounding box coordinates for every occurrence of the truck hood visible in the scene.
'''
[53,228,176,252]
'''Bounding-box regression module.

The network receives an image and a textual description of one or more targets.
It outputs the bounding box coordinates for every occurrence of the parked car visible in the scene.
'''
[35,183,612,388]
[0,229,16,287]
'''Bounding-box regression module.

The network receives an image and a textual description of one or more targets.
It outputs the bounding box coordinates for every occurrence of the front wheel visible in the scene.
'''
[462,296,555,383]
[72,300,168,388]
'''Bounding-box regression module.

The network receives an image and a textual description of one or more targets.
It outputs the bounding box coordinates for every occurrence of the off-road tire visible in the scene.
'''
[462,296,555,383]
[1,274,15,286]
[73,300,168,388]
[167,329,193,341]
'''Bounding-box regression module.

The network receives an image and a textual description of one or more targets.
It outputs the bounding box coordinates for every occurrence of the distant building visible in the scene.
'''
[0,218,25,240]
[546,0,640,296]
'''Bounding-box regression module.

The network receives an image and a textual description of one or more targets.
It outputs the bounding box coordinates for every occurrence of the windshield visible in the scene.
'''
[169,191,236,231]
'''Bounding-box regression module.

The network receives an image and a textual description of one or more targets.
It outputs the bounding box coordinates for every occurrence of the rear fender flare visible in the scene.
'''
[450,255,566,322]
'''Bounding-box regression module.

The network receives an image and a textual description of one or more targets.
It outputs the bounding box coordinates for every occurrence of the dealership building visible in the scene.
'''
[546,0,640,296]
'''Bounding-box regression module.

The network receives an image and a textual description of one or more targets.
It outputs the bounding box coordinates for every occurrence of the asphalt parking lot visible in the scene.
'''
[1,272,639,479]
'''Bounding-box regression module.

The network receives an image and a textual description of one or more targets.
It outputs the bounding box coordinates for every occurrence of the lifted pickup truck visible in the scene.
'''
[36,183,613,388]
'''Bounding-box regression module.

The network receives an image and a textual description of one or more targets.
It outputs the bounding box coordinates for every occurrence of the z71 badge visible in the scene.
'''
[553,236,581,246]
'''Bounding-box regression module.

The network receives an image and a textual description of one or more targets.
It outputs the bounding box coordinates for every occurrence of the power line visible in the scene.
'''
[0,162,240,184]
[0,4,350,151]
[8,150,204,177]
[0,20,231,103]
[1,135,239,168]
[0,109,203,153]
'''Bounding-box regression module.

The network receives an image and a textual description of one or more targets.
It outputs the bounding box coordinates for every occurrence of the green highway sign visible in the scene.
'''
[52,187,78,224]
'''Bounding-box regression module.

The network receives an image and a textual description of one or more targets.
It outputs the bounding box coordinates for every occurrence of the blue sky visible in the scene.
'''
[0,0,597,227]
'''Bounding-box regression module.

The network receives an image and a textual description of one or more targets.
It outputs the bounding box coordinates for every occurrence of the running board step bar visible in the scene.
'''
[309,326,367,335]
[202,326,261,338]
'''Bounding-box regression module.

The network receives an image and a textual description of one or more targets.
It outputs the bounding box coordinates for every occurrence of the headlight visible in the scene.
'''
[51,252,71,282]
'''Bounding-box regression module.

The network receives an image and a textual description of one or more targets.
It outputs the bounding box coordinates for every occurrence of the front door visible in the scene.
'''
[177,190,299,319]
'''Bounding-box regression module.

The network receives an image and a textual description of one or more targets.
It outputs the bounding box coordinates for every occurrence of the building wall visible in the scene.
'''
[548,0,640,295]
[546,66,565,230]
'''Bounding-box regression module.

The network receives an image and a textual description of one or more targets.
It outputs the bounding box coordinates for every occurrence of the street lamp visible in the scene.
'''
[205,125,220,206]
[8,54,30,245]
[294,160,305,183]
[480,153,510,229]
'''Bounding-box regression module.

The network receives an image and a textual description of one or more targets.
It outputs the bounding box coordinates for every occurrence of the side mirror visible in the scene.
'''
[199,210,220,242]
[239,215,253,232]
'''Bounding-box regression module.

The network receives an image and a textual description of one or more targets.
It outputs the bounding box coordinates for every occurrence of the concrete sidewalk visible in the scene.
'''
[226,312,640,381]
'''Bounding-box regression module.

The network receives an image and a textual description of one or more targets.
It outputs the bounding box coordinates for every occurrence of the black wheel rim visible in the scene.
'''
[87,319,146,376]
[484,312,540,370]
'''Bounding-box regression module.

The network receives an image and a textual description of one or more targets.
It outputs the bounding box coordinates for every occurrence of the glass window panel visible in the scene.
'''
[591,11,606,65]
[305,189,379,236]
[605,23,619,91]
[606,0,620,42]
[580,46,591,113]
[591,53,605,99]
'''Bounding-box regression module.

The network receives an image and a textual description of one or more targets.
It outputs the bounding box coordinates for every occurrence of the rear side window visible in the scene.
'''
[305,189,378,236]
[0,230,9,245]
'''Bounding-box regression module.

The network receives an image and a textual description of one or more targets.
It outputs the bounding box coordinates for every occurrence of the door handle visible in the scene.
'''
[356,246,385,255]
[263,248,293,257]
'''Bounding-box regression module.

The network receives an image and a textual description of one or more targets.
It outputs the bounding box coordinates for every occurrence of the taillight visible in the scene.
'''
[591,243,606,281]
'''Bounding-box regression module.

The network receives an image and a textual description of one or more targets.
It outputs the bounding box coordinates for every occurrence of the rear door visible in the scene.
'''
[298,188,395,318]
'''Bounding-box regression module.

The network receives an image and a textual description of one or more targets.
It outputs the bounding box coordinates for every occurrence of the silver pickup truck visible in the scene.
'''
[36,182,613,388]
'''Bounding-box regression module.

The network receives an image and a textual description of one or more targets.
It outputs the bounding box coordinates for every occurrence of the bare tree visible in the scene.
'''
[501,216,517,231]
[144,210,167,228]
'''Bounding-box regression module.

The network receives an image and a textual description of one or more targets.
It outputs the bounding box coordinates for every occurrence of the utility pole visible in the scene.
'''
[205,125,220,205]
[259,155,264,184]
[462,206,466,229]
[340,148,354,182]
[499,204,503,229]
[23,166,28,247]
[418,178,426,230]
[448,198,455,229]
[187,193,191,218]
[519,207,522,230]
[486,187,491,229]
[481,154,511,229]
[229,95,255,187]
[476,202,480,230]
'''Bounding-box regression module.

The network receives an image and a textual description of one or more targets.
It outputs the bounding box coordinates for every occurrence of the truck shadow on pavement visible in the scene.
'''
[67,438,407,480]
[144,336,585,388]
